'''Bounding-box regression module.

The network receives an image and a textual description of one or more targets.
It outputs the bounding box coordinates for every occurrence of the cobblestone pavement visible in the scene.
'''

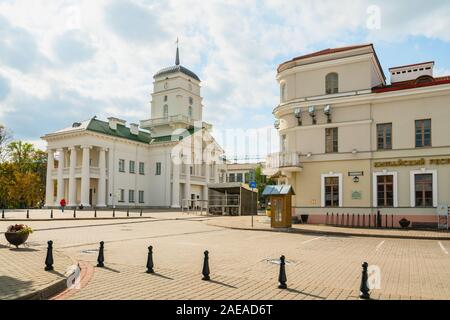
[1,212,449,300]
[207,215,450,240]
[0,243,73,299]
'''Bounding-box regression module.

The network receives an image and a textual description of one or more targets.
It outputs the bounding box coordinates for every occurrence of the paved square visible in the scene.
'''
[1,211,449,300]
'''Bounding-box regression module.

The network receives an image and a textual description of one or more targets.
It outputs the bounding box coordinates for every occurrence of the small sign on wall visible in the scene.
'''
[351,191,362,200]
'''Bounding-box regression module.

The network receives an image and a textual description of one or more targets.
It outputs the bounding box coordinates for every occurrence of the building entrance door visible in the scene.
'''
[272,197,285,228]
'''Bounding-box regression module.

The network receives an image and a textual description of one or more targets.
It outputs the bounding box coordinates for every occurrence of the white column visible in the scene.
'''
[97,147,107,207]
[45,149,55,207]
[56,148,65,205]
[68,147,77,206]
[80,145,91,207]
[184,161,191,207]
[203,162,210,201]
[171,154,181,208]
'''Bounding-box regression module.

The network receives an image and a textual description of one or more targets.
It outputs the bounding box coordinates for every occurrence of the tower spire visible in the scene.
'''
[175,37,180,65]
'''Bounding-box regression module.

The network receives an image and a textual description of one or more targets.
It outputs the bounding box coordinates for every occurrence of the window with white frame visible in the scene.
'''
[139,162,145,175]
[138,190,144,203]
[410,170,438,207]
[129,190,135,203]
[119,159,125,172]
[119,189,125,202]
[373,172,398,208]
[325,73,339,94]
[129,160,135,174]
[155,162,162,175]
[321,173,343,207]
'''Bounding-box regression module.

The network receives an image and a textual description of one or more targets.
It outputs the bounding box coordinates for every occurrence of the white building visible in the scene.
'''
[42,46,224,208]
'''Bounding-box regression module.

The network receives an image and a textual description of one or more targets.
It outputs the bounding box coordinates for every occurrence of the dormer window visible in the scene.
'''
[163,105,168,118]
[325,73,339,94]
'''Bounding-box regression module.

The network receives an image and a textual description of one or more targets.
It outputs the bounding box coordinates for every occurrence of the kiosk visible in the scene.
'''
[262,185,295,229]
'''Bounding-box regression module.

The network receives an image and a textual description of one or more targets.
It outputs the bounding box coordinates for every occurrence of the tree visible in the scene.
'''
[0,138,47,208]
[0,124,12,162]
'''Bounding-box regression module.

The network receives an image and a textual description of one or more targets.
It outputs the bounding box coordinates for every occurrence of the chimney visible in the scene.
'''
[389,61,434,83]
[108,117,126,130]
[130,123,139,135]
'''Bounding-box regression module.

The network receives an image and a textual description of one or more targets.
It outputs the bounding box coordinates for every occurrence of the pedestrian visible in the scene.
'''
[60,198,66,213]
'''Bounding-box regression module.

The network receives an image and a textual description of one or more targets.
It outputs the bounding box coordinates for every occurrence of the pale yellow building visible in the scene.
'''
[266,44,450,227]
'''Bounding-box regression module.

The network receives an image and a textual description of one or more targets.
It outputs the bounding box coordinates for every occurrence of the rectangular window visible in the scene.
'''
[377,123,392,150]
[415,174,433,207]
[228,173,235,183]
[138,191,144,203]
[119,189,125,202]
[325,128,338,153]
[119,159,125,172]
[129,190,135,203]
[139,162,145,175]
[155,162,162,175]
[377,175,394,207]
[415,119,431,148]
[236,173,243,183]
[129,160,135,174]
[324,177,339,207]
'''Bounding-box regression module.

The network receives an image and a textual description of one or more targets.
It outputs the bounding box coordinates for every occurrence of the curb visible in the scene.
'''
[207,222,450,241]
[0,216,155,222]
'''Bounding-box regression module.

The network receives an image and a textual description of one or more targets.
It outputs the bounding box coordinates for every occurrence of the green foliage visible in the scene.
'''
[0,128,46,209]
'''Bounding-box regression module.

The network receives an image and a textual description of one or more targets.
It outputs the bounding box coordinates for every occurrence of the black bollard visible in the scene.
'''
[2,209,4,219]
[391,214,394,229]
[94,208,97,218]
[140,208,143,217]
[113,208,115,218]
[97,241,105,267]
[326,212,329,225]
[278,255,287,289]
[73,208,76,218]
[27,209,29,219]
[44,240,54,271]
[336,213,339,226]
[127,208,129,217]
[360,262,370,300]
[202,250,210,281]
[331,213,334,225]
[363,214,365,228]
[146,246,154,274]
[50,209,53,219]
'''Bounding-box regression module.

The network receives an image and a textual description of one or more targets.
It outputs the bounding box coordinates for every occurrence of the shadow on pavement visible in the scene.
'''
[0,276,34,300]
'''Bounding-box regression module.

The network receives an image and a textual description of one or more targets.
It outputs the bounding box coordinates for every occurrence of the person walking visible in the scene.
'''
[60,198,66,213]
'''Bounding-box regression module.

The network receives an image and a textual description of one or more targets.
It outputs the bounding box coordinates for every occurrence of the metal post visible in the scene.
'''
[97,241,105,267]
[360,262,370,300]
[140,208,143,217]
[146,246,154,274]
[127,208,129,217]
[326,212,329,225]
[50,209,53,219]
[392,214,394,229]
[94,208,97,218]
[44,241,54,271]
[337,213,340,226]
[202,250,210,281]
[278,255,287,289]
[73,208,76,219]
[113,208,115,218]
[2,209,4,219]
[26,209,29,219]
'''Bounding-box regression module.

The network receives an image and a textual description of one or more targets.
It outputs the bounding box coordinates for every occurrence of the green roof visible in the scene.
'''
[86,119,152,144]
[85,119,201,145]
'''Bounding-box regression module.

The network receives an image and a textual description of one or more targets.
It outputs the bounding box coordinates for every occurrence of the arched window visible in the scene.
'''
[188,106,193,118]
[163,105,168,118]
[280,82,287,102]
[325,73,339,94]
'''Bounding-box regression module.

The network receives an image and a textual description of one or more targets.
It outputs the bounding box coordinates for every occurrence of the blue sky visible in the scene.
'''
[0,0,449,158]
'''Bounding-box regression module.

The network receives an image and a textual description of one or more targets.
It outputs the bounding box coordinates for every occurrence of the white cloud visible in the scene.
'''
[0,0,449,160]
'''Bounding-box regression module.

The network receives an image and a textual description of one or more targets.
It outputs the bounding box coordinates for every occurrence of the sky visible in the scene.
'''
[0,0,450,159]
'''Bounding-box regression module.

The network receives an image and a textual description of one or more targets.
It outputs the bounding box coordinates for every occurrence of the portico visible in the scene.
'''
[44,145,109,208]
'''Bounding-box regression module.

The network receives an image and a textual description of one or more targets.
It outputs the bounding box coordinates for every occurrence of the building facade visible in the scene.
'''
[266,44,450,226]
[42,47,224,208]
